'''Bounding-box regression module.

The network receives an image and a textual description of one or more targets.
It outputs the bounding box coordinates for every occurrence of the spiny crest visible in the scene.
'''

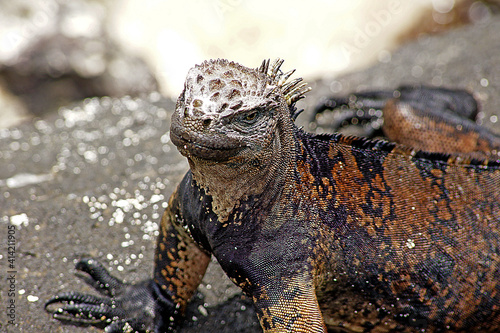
[184,59,268,115]
[258,58,311,107]
[183,58,310,118]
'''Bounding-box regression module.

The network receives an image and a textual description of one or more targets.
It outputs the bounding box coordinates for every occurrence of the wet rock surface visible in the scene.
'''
[1,16,500,333]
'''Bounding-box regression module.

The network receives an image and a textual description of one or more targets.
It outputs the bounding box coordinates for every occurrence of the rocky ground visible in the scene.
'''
[1,15,500,333]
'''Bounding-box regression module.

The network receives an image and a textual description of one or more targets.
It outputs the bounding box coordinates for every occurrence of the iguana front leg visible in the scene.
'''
[153,187,211,316]
[251,272,327,333]
[45,186,211,332]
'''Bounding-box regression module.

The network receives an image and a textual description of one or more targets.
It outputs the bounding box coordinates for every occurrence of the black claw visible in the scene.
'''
[52,303,121,324]
[76,258,126,296]
[46,292,125,325]
[45,291,113,308]
[46,258,160,332]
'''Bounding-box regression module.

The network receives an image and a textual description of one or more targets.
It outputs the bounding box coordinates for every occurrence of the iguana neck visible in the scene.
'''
[188,119,296,223]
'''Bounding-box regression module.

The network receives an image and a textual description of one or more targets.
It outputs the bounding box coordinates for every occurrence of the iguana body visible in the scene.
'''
[46,59,500,332]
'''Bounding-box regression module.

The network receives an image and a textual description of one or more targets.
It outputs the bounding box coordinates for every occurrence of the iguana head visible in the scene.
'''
[170,58,310,163]
[170,59,309,219]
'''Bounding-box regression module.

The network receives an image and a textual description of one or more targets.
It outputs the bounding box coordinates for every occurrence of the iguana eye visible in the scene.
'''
[235,108,268,127]
[245,112,257,122]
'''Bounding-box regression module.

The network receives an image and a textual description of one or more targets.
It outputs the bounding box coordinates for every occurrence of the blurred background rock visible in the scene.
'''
[0,0,498,128]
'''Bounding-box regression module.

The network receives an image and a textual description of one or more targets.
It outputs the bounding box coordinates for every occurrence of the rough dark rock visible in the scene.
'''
[0,33,159,117]
[0,0,158,124]
[1,15,500,333]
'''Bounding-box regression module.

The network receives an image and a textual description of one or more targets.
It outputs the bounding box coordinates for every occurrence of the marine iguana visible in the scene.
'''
[46,59,500,332]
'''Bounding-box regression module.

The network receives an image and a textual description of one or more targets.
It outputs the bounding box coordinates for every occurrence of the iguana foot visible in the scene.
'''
[313,85,478,137]
[45,258,177,333]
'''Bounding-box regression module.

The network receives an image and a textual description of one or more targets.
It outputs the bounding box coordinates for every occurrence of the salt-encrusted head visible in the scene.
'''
[170,58,309,162]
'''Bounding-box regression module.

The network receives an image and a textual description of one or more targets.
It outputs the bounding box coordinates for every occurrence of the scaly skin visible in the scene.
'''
[46,59,500,332]
[313,85,500,160]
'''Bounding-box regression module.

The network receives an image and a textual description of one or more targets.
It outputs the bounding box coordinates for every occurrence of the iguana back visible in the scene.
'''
[293,130,500,331]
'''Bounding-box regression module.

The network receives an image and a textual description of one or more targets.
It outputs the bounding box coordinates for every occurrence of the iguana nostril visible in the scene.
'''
[202,118,212,128]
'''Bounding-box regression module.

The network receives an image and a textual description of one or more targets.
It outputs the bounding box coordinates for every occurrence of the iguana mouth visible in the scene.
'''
[170,124,246,161]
